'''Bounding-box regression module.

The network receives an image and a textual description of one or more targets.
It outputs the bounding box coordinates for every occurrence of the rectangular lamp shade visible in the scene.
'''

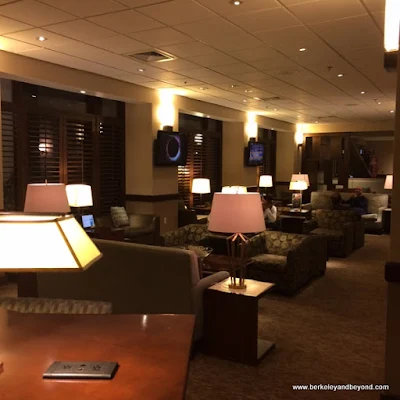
[221,186,247,194]
[291,174,310,187]
[385,175,393,189]
[289,180,308,191]
[191,178,211,194]
[24,183,71,213]
[208,193,266,234]
[259,175,273,188]
[66,184,93,207]
[385,0,400,52]
[0,213,102,272]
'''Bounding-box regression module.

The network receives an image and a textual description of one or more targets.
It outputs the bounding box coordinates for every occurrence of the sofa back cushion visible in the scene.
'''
[340,193,388,215]
[311,192,334,210]
[264,231,305,256]
[36,240,198,315]
[315,209,353,229]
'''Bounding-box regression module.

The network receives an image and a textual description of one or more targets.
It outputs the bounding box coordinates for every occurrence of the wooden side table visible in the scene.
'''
[203,278,275,365]
[280,215,306,234]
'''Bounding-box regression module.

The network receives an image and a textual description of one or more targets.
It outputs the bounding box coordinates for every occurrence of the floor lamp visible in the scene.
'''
[208,193,266,289]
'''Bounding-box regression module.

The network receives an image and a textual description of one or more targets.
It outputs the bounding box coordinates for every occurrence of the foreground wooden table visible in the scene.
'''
[0,308,194,400]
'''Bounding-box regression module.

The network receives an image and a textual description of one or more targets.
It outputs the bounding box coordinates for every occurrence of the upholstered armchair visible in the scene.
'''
[161,224,209,247]
[246,231,327,295]
[310,209,354,257]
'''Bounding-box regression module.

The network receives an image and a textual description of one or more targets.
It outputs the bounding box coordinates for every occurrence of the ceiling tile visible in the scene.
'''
[156,58,200,71]
[0,0,74,26]
[196,0,280,16]
[288,0,366,25]
[39,0,126,17]
[141,81,176,89]
[0,36,40,53]
[186,53,238,67]
[310,15,382,50]
[163,78,205,86]
[211,63,258,76]
[228,7,301,33]
[5,28,78,48]
[162,41,217,58]
[372,12,384,31]
[88,10,164,34]
[138,0,215,25]
[128,27,192,47]
[45,20,116,42]
[231,71,279,83]
[86,35,148,54]
[229,46,282,62]
[362,0,385,13]
[118,0,173,7]
[0,15,31,35]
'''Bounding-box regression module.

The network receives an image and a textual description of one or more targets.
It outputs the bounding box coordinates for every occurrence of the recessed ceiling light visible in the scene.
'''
[315,121,319,123]
[245,89,252,93]
[337,73,344,78]
[390,110,395,113]
[31,94,36,98]
[299,47,307,52]
[80,90,86,94]
[230,0,243,5]
[199,87,208,90]
[207,115,210,118]
[297,115,301,118]
[377,101,382,105]
[37,36,47,42]
[138,68,145,72]
[273,108,278,111]
[360,91,366,94]
[243,99,247,103]
[230,84,238,88]
[253,97,260,100]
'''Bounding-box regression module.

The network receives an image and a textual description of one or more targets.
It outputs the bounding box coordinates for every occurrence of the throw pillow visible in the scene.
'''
[111,206,129,228]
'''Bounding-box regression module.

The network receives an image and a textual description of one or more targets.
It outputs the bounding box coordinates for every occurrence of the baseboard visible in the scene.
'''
[381,392,400,400]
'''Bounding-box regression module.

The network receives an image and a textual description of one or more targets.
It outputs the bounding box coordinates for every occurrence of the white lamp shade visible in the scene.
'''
[208,193,266,234]
[291,174,310,187]
[259,175,273,188]
[0,214,102,272]
[191,178,211,194]
[222,186,247,194]
[24,183,71,213]
[289,180,308,191]
[66,184,93,207]
[385,175,393,189]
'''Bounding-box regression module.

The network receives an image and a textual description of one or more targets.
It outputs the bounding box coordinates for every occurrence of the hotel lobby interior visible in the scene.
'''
[0,0,399,399]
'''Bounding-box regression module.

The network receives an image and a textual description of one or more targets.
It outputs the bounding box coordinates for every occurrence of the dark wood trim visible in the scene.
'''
[385,262,400,282]
[381,392,400,400]
[126,194,179,202]
[384,51,397,73]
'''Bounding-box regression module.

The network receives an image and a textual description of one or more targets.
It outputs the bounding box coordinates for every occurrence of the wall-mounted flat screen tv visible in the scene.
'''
[245,142,265,166]
[154,131,188,166]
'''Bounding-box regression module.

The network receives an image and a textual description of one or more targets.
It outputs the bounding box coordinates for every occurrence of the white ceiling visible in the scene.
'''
[0,0,396,125]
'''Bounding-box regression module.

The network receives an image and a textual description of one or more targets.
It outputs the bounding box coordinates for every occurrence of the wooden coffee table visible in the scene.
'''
[202,278,275,365]
[0,308,194,400]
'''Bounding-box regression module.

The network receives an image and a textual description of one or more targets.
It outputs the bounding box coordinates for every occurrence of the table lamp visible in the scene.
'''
[385,175,393,190]
[24,183,71,213]
[191,178,211,207]
[289,179,308,210]
[290,173,310,187]
[221,186,247,194]
[66,184,93,208]
[259,175,273,194]
[208,193,266,289]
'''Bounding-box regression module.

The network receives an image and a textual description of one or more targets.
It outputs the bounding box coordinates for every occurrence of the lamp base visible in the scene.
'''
[228,282,247,290]
[226,233,248,289]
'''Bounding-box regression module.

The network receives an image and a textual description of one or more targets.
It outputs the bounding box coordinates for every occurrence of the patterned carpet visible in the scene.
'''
[186,235,388,400]
[0,235,388,399]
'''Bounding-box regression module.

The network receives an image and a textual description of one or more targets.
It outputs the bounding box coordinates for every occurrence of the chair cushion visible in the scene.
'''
[123,226,153,238]
[249,254,287,272]
[311,228,343,238]
[111,206,129,228]
[362,213,378,221]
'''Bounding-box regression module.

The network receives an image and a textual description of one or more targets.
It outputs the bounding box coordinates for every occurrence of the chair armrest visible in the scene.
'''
[303,219,318,233]
[192,271,230,341]
[246,232,266,258]
[377,206,386,223]
[302,203,312,211]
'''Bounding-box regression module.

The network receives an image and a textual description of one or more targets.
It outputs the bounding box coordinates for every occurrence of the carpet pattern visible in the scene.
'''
[186,235,388,400]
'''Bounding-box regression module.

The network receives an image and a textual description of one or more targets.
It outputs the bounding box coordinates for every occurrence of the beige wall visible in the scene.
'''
[276,131,297,182]
[367,141,393,175]
[0,80,3,210]
[303,120,395,134]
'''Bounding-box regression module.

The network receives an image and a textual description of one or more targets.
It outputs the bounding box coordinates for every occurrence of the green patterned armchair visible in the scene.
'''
[246,231,327,295]
[310,209,354,257]
[161,224,209,247]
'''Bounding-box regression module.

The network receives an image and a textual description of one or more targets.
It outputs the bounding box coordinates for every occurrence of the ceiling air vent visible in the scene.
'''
[127,50,175,63]
[261,96,282,102]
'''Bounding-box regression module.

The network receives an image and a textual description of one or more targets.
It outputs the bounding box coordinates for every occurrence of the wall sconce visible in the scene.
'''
[295,124,304,146]
[157,90,175,130]
[245,112,258,140]
[384,0,400,71]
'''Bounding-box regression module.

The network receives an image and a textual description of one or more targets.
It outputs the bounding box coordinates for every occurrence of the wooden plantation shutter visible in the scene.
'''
[258,128,277,180]
[99,118,125,215]
[203,132,222,196]
[2,108,17,210]
[27,113,60,183]
[65,117,94,187]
